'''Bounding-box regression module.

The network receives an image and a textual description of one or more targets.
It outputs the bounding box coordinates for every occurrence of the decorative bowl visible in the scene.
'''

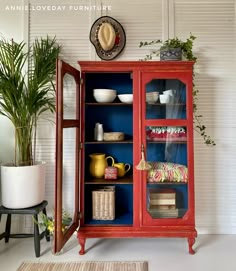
[159,94,171,104]
[118,94,133,104]
[146,91,159,103]
[103,132,125,141]
[93,92,116,103]
[93,88,117,95]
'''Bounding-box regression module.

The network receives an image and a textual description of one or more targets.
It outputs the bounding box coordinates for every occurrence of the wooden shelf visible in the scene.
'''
[85,140,133,144]
[146,102,185,106]
[147,182,187,185]
[85,176,133,184]
[85,102,133,106]
[147,139,187,144]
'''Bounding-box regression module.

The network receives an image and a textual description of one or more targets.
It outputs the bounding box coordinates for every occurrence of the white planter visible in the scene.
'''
[1,161,46,209]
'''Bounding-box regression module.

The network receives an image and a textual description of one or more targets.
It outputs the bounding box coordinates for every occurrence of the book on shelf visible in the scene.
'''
[148,198,176,205]
[148,188,176,200]
[148,208,179,218]
[148,204,176,210]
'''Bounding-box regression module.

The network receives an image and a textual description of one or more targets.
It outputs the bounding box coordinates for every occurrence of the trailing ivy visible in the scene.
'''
[139,34,215,146]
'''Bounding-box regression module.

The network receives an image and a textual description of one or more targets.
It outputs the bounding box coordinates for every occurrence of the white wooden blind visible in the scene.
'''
[29,0,94,65]
[28,0,95,217]
[171,0,236,233]
[100,0,165,60]
[27,0,236,234]
[27,0,166,226]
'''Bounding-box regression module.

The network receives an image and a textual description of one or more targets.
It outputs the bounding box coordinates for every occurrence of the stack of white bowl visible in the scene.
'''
[159,89,176,104]
[93,89,117,103]
[146,91,159,103]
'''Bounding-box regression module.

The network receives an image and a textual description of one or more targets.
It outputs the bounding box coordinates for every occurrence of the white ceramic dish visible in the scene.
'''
[103,132,125,141]
[93,92,116,103]
[118,94,133,104]
[93,88,117,95]
[159,94,171,104]
[146,91,159,103]
[163,89,176,96]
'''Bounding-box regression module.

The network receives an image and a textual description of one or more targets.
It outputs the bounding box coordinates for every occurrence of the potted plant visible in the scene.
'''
[0,36,60,208]
[34,209,72,254]
[139,34,215,146]
[139,33,196,61]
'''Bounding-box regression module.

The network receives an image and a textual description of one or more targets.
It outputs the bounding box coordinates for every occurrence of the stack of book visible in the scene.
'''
[148,188,178,218]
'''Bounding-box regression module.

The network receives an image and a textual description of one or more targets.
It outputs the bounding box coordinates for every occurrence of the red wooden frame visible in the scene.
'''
[55,59,81,253]
[55,60,197,255]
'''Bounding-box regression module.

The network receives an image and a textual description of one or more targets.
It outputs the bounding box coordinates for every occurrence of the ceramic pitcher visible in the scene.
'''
[89,153,114,178]
[113,162,131,177]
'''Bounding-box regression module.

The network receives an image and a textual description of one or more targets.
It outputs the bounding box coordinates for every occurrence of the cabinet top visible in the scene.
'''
[78,61,195,72]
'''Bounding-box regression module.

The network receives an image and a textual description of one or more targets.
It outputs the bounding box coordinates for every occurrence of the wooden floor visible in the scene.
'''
[0,234,236,271]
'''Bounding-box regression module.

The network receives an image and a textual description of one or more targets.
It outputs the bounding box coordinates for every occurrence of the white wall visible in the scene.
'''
[1,0,236,235]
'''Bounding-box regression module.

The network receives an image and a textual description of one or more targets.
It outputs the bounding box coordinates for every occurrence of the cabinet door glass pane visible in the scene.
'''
[62,128,76,230]
[63,74,77,119]
[145,79,186,119]
[146,125,188,219]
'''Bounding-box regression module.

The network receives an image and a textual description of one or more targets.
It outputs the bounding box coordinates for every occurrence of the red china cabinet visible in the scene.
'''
[54,60,197,255]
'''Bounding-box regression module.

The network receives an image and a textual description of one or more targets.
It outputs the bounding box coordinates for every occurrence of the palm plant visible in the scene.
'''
[0,36,60,166]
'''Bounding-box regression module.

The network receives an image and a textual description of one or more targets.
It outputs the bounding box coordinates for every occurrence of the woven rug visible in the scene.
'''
[17,261,148,271]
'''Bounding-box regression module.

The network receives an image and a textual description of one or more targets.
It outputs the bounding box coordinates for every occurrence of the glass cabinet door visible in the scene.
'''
[142,74,192,224]
[145,126,188,219]
[145,78,186,120]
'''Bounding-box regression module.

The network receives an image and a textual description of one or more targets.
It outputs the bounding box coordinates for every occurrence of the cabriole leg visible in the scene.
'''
[188,237,195,254]
[78,237,86,255]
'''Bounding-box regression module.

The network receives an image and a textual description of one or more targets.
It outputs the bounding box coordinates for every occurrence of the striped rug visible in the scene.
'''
[17,261,148,271]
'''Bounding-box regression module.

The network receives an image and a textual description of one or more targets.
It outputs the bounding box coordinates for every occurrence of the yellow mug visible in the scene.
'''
[113,163,131,177]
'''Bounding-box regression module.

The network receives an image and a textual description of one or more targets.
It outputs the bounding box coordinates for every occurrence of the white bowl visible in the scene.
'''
[93,92,116,103]
[159,94,171,104]
[163,89,176,96]
[146,92,159,103]
[93,89,117,95]
[118,94,133,104]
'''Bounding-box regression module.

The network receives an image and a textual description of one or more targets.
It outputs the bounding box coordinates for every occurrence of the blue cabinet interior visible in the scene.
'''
[85,73,133,102]
[84,72,133,225]
[146,79,186,120]
[84,184,133,225]
[146,143,187,166]
[147,183,188,218]
[85,106,133,141]
[83,72,189,224]
[84,144,133,179]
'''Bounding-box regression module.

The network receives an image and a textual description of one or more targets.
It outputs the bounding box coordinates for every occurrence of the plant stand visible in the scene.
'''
[0,200,50,257]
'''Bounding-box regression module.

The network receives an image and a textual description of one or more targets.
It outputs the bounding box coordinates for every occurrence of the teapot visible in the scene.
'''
[89,153,114,178]
[113,162,131,177]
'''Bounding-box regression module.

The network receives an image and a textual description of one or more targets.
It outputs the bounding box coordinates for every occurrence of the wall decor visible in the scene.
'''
[90,16,126,60]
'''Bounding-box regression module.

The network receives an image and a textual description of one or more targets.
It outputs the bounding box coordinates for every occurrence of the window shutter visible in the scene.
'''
[171,0,236,233]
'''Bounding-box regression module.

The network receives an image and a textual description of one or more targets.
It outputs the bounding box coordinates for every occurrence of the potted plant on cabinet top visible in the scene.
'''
[0,36,60,208]
[139,33,197,61]
[139,34,215,146]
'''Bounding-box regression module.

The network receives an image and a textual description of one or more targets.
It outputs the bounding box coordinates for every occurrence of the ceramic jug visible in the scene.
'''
[89,153,114,178]
[113,162,131,177]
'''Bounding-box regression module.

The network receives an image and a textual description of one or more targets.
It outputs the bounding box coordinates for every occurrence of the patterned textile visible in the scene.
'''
[147,162,188,183]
